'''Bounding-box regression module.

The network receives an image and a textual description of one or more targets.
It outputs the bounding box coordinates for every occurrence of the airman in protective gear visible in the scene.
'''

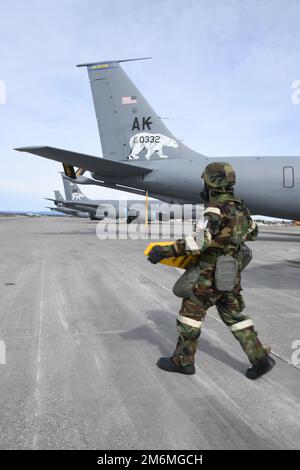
[148,162,275,379]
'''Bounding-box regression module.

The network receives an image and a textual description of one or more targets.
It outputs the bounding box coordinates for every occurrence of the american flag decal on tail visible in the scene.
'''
[122,96,137,105]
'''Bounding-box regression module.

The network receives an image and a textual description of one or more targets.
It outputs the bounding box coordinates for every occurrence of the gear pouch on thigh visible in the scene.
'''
[215,255,238,292]
[172,264,201,298]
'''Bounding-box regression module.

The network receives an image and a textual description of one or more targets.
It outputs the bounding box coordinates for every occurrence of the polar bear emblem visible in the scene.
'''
[72,192,84,201]
[128,132,178,160]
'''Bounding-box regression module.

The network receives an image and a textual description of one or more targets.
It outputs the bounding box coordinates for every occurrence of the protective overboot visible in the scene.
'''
[246,355,275,380]
[157,357,195,375]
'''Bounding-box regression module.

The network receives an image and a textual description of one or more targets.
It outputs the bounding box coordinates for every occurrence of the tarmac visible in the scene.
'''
[0,216,299,450]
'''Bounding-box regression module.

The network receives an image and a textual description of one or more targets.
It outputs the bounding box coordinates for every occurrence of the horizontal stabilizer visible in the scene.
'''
[15,146,152,177]
[44,197,57,203]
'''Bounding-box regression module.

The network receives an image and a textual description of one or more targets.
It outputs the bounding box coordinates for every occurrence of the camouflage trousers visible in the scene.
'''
[173,262,268,367]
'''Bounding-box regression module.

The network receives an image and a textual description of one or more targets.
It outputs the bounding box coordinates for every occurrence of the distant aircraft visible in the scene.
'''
[45,185,90,218]
[26,212,41,217]
[45,173,177,222]
[46,206,90,218]
[16,57,299,219]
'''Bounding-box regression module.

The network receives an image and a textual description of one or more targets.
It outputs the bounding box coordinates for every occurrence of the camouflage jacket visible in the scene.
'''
[165,192,258,263]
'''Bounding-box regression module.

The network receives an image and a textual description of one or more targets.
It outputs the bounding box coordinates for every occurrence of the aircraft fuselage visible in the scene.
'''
[92,155,300,219]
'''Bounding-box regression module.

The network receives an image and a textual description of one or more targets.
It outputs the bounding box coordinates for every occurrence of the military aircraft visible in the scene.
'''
[45,187,90,218]
[16,57,300,219]
[46,206,90,218]
[45,172,176,223]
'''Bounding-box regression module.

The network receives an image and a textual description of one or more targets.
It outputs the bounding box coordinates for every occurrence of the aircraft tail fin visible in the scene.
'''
[54,190,65,202]
[61,173,91,203]
[77,58,185,161]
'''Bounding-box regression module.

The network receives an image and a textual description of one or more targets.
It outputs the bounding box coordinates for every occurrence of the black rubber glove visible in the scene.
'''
[148,246,166,264]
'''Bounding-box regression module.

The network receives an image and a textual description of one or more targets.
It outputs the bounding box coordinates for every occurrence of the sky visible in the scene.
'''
[1,0,300,210]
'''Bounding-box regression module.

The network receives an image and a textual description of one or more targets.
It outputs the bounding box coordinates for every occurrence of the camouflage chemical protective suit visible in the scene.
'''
[162,190,269,369]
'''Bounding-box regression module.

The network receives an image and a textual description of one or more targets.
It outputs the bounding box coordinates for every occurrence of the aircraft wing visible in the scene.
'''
[15,146,152,177]
[44,197,100,211]
[44,197,59,203]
